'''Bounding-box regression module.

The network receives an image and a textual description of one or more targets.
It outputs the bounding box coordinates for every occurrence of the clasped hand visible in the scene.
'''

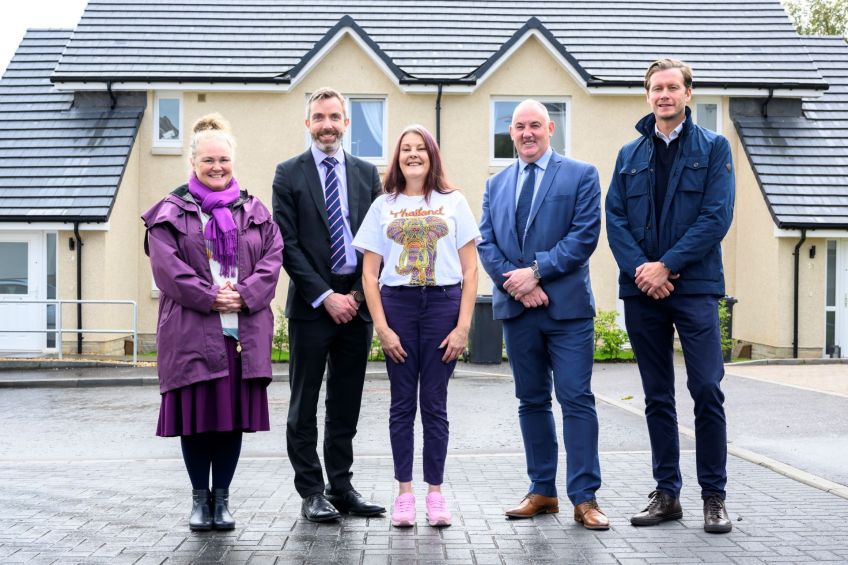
[212,281,245,313]
[634,261,680,300]
[503,267,548,309]
[323,292,359,324]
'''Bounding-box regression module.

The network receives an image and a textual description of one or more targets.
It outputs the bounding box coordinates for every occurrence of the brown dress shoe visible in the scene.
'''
[504,493,559,518]
[573,499,610,530]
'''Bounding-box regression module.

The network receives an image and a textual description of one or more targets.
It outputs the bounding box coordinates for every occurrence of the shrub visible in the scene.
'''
[718,298,734,359]
[369,334,385,361]
[272,306,288,362]
[594,309,630,360]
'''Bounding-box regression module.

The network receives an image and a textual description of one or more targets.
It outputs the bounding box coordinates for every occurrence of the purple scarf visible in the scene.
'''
[187,174,240,277]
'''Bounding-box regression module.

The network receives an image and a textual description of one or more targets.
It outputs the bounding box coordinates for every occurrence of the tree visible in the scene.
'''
[782,0,848,37]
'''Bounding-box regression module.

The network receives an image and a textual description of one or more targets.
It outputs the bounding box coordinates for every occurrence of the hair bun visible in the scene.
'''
[192,113,230,134]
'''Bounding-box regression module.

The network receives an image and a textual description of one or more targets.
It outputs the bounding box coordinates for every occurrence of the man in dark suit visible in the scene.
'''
[272,87,384,522]
[606,59,735,533]
[478,99,608,530]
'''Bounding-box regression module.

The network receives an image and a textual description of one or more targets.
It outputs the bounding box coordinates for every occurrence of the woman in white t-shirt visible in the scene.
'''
[353,125,480,528]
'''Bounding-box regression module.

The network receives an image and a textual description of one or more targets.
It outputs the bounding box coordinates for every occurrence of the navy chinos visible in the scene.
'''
[624,293,728,500]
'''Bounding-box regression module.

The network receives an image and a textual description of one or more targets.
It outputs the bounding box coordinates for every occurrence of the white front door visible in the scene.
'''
[0,233,44,352]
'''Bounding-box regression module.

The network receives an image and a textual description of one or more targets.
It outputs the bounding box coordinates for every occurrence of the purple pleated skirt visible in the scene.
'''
[156,338,271,437]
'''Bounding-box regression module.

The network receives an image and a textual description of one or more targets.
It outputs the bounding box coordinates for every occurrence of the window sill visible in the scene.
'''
[151,145,183,156]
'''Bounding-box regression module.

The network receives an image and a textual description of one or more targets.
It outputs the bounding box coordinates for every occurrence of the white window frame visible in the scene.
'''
[345,96,387,164]
[693,97,722,135]
[152,91,183,154]
[44,231,58,351]
[825,239,839,357]
[490,97,572,166]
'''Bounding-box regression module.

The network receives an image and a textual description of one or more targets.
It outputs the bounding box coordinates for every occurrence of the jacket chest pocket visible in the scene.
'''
[679,155,708,192]
[620,162,651,227]
[674,156,709,225]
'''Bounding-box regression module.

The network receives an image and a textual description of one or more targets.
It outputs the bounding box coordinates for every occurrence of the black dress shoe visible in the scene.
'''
[212,488,235,530]
[703,495,732,533]
[301,493,341,522]
[325,489,386,517]
[189,489,212,531]
[630,490,683,526]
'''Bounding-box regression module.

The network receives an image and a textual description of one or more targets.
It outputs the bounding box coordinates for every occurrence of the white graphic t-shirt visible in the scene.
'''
[353,190,481,287]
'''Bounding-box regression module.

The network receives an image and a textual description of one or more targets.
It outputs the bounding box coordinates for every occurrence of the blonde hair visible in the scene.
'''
[189,113,236,159]
[644,59,693,91]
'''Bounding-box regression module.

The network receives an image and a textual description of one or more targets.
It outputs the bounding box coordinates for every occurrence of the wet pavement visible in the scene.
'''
[2,360,847,563]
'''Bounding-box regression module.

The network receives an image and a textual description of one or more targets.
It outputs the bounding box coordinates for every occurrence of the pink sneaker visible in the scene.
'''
[425,492,452,527]
[391,493,416,527]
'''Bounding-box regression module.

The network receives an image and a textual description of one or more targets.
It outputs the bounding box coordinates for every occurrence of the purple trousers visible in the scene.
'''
[381,284,461,485]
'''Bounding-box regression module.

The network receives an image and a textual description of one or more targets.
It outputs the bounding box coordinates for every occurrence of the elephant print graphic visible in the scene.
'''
[386,216,450,285]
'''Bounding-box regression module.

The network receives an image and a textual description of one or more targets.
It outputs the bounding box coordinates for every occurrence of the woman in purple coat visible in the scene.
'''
[141,114,283,531]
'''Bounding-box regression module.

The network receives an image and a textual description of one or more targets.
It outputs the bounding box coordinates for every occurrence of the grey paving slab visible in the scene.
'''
[3,453,848,563]
[2,363,848,562]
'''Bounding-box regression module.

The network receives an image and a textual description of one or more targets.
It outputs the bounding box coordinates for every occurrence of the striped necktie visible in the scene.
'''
[322,156,347,272]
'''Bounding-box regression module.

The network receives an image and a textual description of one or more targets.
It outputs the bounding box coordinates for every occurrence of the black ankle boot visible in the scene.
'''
[212,488,235,530]
[189,489,212,531]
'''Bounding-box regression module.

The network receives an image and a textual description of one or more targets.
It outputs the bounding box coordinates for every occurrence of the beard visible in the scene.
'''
[312,127,344,154]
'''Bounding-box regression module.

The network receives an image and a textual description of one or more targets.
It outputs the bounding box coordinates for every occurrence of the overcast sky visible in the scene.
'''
[0,0,89,75]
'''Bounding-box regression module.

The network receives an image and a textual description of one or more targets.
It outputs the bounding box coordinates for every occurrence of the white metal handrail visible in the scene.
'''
[0,299,138,364]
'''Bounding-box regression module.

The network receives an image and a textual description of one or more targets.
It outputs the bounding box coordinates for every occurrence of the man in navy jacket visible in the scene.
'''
[606,59,735,533]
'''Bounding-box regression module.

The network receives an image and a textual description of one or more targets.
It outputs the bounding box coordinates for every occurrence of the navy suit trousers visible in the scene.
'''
[624,293,728,499]
[503,309,601,505]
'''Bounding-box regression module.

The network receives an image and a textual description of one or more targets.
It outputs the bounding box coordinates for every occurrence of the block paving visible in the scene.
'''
[4,450,848,564]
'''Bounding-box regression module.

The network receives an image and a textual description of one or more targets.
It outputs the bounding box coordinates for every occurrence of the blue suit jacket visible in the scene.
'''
[479,151,601,321]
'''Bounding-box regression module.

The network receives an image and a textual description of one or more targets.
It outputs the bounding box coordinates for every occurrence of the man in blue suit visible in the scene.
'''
[479,99,608,530]
[606,59,734,534]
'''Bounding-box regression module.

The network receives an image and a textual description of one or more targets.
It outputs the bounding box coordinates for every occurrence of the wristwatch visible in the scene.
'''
[531,261,541,280]
[350,290,366,304]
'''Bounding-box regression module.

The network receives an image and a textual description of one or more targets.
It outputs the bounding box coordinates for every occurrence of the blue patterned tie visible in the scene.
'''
[515,162,536,250]
[322,156,347,272]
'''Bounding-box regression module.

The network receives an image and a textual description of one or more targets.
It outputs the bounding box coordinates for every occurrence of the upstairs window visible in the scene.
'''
[345,97,386,161]
[153,92,182,153]
[694,101,721,133]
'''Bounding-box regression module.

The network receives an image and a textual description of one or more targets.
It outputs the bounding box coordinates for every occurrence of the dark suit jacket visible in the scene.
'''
[478,151,601,321]
[272,148,382,321]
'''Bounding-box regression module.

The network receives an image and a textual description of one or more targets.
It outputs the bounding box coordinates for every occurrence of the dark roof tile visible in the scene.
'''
[735,37,848,229]
[0,30,143,222]
[50,0,826,88]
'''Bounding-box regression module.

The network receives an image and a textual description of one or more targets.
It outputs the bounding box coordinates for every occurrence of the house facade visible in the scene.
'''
[0,0,844,358]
